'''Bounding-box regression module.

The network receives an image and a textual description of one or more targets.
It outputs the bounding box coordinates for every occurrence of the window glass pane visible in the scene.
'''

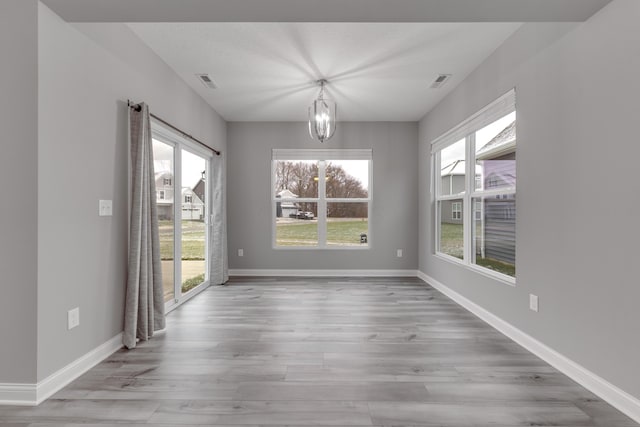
[326,160,369,198]
[475,112,516,191]
[181,149,207,294]
[276,202,318,246]
[153,139,175,303]
[274,160,319,199]
[440,139,466,196]
[472,195,516,277]
[327,202,368,246]
[438,199,463,259]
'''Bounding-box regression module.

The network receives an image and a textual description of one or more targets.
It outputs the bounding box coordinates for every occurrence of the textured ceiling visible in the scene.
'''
[128,22,522,121]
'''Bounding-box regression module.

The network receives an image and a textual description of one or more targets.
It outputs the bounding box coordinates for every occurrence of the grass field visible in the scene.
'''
[276,219,368,246]
[440,222,515,277]
[159,220,206,260]
[159,220,206,292]
[439,223,464,259]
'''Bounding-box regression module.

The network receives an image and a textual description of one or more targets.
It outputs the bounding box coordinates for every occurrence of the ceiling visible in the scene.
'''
[42,0,613,23]
[42,0,613,122]
[128,22,521,121]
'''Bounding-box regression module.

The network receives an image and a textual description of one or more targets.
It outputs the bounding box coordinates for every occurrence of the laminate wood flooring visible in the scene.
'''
[1,276,637,426]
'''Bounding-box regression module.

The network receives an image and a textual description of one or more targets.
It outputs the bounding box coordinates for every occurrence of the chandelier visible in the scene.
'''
[308,79,337,143]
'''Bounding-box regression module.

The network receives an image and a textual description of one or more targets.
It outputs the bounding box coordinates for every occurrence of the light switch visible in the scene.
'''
[99,200,113,216]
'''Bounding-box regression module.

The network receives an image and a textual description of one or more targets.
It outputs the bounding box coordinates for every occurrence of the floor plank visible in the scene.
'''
[0,276,636,426]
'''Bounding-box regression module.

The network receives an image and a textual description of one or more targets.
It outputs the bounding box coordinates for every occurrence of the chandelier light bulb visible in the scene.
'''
[308,79,337,143]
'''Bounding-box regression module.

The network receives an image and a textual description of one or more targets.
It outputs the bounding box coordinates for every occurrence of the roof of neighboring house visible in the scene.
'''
[155,171,172,180]
[476,121,516,160]
[441,159,465,176]
[441,160,483,177]
[193,179,205,202]
[277,189,298,198]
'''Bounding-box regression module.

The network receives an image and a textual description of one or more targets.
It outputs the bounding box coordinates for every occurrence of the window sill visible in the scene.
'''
[434,252,516,287]
[273,245,371,251]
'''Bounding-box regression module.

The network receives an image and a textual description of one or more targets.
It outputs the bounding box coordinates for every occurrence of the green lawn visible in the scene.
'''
[276,219,368,246]
[327,219,368,245]
[182,273,205,293]
[476,257,516,277]
[439,223,464,259]
[440,222,515,277]
[159,220,206,260]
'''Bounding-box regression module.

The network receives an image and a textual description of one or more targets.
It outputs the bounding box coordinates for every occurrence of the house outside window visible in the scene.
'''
[272,149,372,249]
[432,89,516,281]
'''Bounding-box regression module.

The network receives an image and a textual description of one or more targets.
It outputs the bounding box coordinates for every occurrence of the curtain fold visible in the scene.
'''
[208,153,228,285]
[123,103,165,349]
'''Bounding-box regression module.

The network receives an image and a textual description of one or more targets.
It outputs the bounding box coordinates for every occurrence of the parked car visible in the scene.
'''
[289,210,315,220]
[296,211,314,220]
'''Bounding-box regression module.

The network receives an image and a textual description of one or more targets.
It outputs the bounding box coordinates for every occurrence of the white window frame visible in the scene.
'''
[151,120,214,312]
[272,149,372,250]
[431,89,516,285]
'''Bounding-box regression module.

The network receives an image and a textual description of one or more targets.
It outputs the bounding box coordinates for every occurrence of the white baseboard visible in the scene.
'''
[0,383,37,406]
[229,269,419,277]
[417,271,640,425]
[0,333,123,406]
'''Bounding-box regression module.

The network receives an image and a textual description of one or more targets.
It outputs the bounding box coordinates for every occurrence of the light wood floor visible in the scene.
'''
[1,276,637,426]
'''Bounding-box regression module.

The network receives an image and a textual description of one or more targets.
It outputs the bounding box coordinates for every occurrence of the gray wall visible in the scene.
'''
[0,0,39,384]
[35,4,226,381]
[418,0,640,399]
[228,122,418,271]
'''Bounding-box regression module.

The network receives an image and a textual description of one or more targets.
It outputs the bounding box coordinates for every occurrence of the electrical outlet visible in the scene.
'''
[67,307,80,330]
[396,249,403,258]
[529,294,539,312]
[238,249,244,257]
[99,200,112,216]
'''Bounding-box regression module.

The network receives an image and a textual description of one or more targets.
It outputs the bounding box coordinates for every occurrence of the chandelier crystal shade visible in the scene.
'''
[308,79,337,143]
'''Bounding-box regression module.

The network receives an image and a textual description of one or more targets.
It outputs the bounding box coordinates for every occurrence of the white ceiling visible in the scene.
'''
[43,0,612,122]
[128,22,522,121]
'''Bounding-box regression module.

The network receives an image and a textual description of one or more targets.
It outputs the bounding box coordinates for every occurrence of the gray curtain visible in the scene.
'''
[208,152,228,285]
[123,103,165,349]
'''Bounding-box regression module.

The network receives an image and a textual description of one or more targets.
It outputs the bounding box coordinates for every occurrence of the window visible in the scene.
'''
[184,194,192,203]
[432,90,516,281]
[272,149,372,248]
[159,190,166,200]
[163,177,172,186]
[451,202,462,220]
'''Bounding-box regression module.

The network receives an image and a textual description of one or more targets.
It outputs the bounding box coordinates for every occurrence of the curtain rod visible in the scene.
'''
[128,100,221,156]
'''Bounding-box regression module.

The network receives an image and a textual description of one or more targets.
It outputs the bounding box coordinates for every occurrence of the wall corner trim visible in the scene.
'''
[229,269,419,277]
[0,332,123,406]
[417,270,640,425]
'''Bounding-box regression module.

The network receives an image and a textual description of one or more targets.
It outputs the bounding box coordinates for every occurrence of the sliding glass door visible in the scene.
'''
[152,124,213,311]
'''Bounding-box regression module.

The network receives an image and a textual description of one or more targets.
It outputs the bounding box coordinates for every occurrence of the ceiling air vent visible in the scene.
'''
[430,74,451,89]
[196,73,217,89]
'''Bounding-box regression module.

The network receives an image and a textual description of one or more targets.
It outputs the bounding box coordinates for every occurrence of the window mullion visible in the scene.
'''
[318,161,327,247]
[463,134,475,264]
